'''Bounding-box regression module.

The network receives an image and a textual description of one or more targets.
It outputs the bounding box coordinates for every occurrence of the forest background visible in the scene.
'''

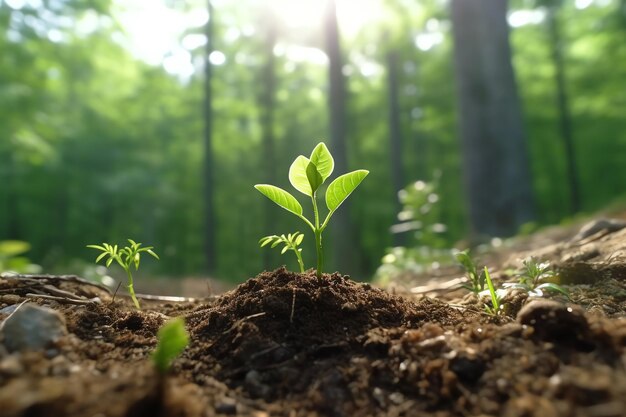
[1,0,625,285]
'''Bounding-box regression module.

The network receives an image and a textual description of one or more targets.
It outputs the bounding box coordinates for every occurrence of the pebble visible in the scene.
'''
[517,300,592,349]
[0,303,67,352]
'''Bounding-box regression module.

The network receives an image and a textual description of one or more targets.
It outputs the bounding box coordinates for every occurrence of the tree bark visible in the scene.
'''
[386,48,405,246]
[324,0,356,274]
[203,0,216,274]
[451,0,535,238]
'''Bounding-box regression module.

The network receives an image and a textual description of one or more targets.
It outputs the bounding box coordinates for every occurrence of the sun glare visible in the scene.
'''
[273,0,383,38]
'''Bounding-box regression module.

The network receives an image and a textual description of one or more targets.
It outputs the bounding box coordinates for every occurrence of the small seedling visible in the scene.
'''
[152,317,189,374]
[483,267,503,316]
[87,239,159,310]
[255,142,369,279]
[504,258,568,298]
[259,232,306,273]
[456,250,485,293]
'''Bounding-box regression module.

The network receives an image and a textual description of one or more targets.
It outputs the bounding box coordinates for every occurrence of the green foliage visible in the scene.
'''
[152,317,189,374]
[483,267,503,316]
[0,240,40,274]
[259,232,305,273]
[255,142,369,278]
[392,177,447,248]
[87,239,159,310]
[503,258,569,298]
[456,250,486,293]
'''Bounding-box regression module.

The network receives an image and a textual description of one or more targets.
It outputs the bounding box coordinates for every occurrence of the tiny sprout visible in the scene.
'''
[255,142,369,279]
[483,267,503,316]
[260,232,305,273]
[456,250,485,293]
[503,257,568,298]
[152,317,189,374]
[87,239,159,310]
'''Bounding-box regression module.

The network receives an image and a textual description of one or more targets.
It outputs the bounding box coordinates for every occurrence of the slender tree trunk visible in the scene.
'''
[547,6,580,214]
[324,0,356,274]
[258,7,278,270]
[451,0,535,238]
[203,0,216,274]
[386,48,405,246]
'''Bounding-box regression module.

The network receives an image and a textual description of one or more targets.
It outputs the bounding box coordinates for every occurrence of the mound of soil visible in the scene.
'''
[182,268,463,409]
[1,217,626,417]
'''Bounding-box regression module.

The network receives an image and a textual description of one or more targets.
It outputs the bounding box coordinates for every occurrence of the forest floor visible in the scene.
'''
[2,214,626,417]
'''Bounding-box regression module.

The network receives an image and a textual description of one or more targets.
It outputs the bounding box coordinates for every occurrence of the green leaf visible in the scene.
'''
[295,233,304,245]
[271,239,281,248]
[146,249,159,259]
[152,317,189,374]
[95,252,108,263]
[288,155,313,196]
[86,244,106,251]
[281,246,289,254]
[536,283,569,297]
[309,142,334,181]
[325,170,369,212]
[306,161,323,194]
[260,237,273,247]
[254,185,303,217]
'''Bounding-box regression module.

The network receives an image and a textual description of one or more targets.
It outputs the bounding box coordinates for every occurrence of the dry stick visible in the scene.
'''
[25,293,95,305]
[110,281,122,305]
[290,287,296,324]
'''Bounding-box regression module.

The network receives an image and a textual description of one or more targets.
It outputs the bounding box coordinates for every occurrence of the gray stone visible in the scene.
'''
[517,300,592,349]
[0,303,67,352]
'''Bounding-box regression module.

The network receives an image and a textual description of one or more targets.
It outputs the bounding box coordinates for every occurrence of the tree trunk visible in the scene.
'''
[203,0,216,274]
[324,0,356,274]
[386,48,405,246]
[547,6,580,214]
[451,0,535,238]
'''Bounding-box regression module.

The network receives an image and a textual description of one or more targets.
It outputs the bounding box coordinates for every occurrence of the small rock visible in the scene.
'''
[0,354,24,376]
[0,303,67,352]
[517,300,592,350]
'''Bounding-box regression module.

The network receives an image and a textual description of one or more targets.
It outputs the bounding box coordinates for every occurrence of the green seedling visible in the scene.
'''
[483,267,503,316]
[259,232,306,273]
[152,317,189,374]
[255,142,369,279]
[87,239,159,310]
[504,258,568,298]
[456,250,485,293]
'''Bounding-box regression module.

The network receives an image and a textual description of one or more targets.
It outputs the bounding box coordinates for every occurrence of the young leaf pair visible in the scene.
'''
[255,142,369,278]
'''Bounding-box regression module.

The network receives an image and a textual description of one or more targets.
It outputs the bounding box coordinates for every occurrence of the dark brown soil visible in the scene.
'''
[1,218,626,417]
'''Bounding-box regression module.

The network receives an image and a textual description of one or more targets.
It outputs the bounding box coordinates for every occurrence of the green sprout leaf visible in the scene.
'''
[87,239,159,310]
[289,155,313,196]
[309,142,334,181]
[259,232,306,273]
[152,317,189,374]
[325,170,369,212]
[254,184,303,217]
[306,161,323,194]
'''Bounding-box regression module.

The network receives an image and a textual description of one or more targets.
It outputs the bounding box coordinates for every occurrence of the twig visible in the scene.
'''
[25,293,97,305]
[290,287,296,324]
[110,281,122,305]
[3,273,112,294]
